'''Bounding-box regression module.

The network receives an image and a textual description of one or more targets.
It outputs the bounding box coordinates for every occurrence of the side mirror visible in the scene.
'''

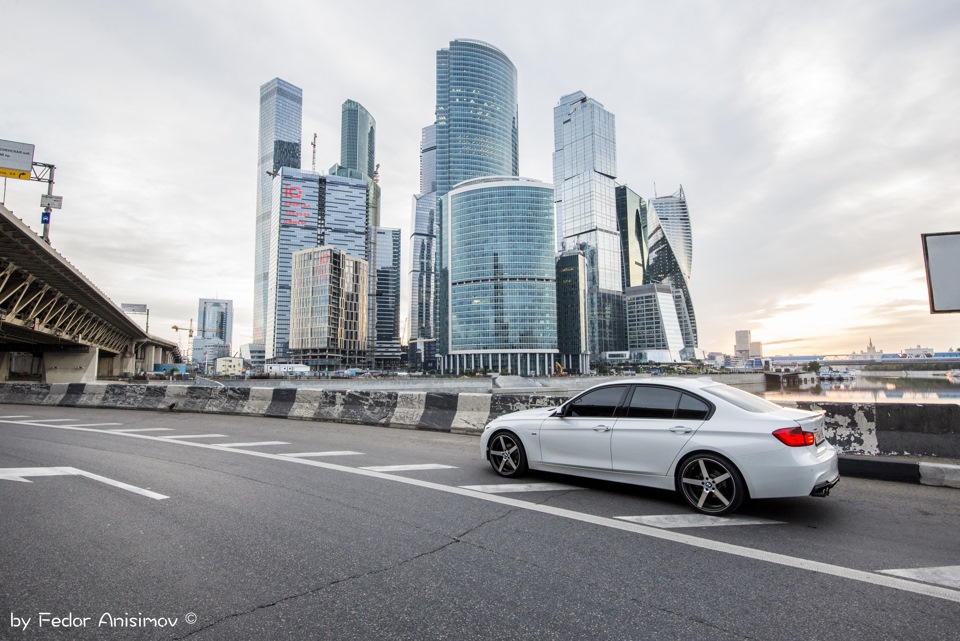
[553,405,568,418]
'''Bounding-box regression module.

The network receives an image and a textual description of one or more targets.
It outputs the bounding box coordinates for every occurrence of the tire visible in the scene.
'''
[676,453,746,516]
[488,431,528,478]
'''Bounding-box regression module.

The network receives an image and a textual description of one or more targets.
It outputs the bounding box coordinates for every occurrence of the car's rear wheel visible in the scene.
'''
[676,454,745,516]
[488,431,528,478]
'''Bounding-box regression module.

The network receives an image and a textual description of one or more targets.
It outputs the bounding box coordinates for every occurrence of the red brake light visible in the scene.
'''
[772,426,816,447]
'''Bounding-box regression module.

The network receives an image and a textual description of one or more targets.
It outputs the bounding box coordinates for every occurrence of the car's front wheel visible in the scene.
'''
[676,453,745,516]
[488,431,528,478]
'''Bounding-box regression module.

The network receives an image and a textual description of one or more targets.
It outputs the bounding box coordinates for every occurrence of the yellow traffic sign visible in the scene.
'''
[0,167,31,180]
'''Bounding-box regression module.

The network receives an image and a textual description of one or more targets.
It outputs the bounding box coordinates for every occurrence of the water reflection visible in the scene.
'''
[765,374,960,405]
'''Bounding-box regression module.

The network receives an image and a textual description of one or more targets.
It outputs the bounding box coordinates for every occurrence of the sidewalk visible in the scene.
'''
[839,454,960,489]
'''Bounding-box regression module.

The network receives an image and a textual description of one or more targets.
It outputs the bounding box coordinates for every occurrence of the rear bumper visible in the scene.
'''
[738,445,840,499]
[810,474,840,497]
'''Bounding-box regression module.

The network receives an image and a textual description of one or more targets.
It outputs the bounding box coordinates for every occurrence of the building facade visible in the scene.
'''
[435,40,519,359]
[409,124,438,368]
[648,186,697,357]
[625,284,685,363]
[615,185,648,290]
[444,177,557,375]
[255,78,302,346]
[553,91,625,360]
[192,298,233,366]
[340,99,376,179]
[288,246,368,370]
[265,167,321,362]
[373,226,402,367]
[555,249,589,374]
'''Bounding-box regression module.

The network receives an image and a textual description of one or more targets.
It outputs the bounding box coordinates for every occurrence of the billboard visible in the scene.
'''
[0,139,35,180]
[922,232,960,313]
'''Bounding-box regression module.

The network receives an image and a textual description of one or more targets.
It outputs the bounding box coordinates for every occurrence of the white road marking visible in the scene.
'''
[460,482,584,493]
[0,415,31,419]
[157,434,228,439]
[615,514,784,529]
[217,441,290,448]
[880,566,960,589]
[280,451,364,458]
[13,420,960,604]
[360,464,456,472]
[107,428,175,433]
[16,418,77,423]
[60,423,123,428]
[0,467,168,500]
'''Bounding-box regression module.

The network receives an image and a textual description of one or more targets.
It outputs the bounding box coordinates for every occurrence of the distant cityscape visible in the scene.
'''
[119,38,950,377]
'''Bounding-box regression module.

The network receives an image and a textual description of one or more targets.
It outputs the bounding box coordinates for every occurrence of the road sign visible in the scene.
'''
[0,139,34,180]
[40,194,63,209]
[41,212,50,225]
[922,231,960,313]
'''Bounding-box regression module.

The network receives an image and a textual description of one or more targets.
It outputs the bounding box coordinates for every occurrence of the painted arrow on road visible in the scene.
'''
[0,467,168,500]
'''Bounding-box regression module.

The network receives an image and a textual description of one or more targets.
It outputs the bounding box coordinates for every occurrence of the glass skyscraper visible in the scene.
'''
[255,78,302,346]
[409,124,437,367]
[192,298,233,366]
[340,100,376,179]
[553,91,625,361]
[265,167,320,362]
[648,186,697,356]
[445,177,557,375]
[435,39,519,359]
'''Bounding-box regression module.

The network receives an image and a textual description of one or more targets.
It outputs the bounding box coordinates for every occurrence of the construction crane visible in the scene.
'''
[311,133,317,171]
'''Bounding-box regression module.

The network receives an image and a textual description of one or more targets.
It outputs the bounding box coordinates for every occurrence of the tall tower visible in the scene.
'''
[553,91,624,360]
[409,124,438,367]
[647,186,698,358]
[435,39,519,358]
[254,78,302,346]
[340,100,376,179]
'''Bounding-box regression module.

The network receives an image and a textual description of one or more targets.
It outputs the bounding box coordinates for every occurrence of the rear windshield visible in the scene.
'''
[701,384,783,413]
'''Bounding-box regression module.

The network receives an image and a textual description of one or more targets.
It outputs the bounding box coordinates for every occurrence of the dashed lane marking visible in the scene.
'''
[157,434,228,439]
[0,415,31,419]
[460,482,584,493]
[615,514,785,529]
[217,441,291,448]
[280,451,364,458]
[57,423,123,428]
[880,566,960,589]
[107,428,175,433]
[360,464,456,472]
[16,419,78,423]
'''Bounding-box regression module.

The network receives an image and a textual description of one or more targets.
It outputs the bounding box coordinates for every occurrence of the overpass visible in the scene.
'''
[0,203,179,382]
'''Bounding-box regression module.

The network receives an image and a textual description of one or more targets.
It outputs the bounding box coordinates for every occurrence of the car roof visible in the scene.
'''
[586,377,718,390]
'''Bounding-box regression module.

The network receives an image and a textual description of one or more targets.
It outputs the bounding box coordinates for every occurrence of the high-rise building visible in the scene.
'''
[320,173,369,260]
[340,100,376,179]
[373,227,402,367]
[289,246,368,370]
[556,249,589,374]
[265,167,321,362]
[444,176,557,375]
[625,284,685,363]
[735,330,752,359]
[193,299,233,366]
[409,124,438,368]
[553,91,625,360]
[616,185,648,290]
[435,40,519,358]
[254,78,302,346]
[648,186,697,357]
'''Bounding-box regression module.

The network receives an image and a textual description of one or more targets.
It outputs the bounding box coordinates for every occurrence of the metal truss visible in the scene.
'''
[0,260,133,355]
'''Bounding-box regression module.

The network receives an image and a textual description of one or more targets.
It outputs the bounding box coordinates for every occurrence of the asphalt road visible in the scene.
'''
[1,405,958,640]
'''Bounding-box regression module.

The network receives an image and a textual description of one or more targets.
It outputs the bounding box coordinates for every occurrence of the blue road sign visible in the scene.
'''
[41,212,50,225]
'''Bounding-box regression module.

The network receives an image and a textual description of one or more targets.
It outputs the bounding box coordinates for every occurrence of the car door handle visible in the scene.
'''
[593,425,612,432]
[669,426,693,434]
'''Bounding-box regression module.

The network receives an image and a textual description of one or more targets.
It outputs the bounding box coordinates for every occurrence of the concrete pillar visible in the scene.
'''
[43,348,98,383]
[0,352,10,381]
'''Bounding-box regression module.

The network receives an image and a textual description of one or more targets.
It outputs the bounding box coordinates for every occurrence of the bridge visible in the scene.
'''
[0,203,179,382]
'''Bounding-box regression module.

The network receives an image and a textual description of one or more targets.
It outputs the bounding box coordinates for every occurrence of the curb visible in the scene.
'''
[839,455,960,489]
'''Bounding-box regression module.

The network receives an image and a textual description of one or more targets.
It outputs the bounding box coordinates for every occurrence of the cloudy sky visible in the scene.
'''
[3,0,958,357]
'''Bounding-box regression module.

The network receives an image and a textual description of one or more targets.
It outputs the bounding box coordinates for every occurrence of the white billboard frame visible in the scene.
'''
[921,231,960,314]
[0,139,35,172]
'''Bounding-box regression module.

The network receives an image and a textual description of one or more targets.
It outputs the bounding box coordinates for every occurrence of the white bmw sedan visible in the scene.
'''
[480,378,839,515]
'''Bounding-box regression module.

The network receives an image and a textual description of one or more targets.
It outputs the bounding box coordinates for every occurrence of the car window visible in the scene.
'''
[701,384,782,413]
[676,393,711,420]
[623,386,681,419]
[566,386,626,418]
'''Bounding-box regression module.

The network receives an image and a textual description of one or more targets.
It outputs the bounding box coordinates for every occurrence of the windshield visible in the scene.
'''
[701,384,784,413]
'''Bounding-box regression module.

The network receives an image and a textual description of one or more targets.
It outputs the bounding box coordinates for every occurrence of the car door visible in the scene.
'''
[611,386,711,476]
[538,385,627,470]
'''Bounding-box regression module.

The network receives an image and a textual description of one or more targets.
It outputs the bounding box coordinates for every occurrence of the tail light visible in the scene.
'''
[773,426,816,447]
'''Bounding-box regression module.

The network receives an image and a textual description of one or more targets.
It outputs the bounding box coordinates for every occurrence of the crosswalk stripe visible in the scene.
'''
[217,441,290,448]
[460,482,584,494]
[158,434,227,439]
[360,464,456,472]
[280,451,364,458]
[880,566,960,589]
[615,514,784,529]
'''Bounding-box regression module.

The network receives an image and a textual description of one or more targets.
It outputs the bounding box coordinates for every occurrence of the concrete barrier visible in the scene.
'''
[1,383,958,460]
